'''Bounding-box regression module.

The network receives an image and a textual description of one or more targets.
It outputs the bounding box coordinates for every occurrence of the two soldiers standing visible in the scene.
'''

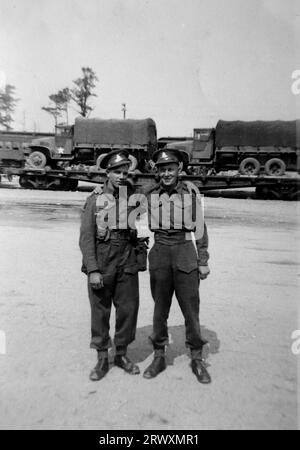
[79,147,211,384]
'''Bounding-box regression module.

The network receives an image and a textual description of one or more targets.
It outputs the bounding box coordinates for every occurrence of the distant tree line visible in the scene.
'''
[0,66,98,131]
[0,84,18,131]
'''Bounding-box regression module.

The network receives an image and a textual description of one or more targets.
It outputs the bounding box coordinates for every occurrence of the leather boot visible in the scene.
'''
[143,356,166,379]
[191,359,211,384]
[89,356,109,381]
[114,355,140,374]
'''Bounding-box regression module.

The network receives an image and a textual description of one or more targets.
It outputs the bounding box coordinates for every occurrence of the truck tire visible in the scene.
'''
[19,175,32,189]
[61,178,79,191]
[239,157,260,175]
[255,186,269,199]
[27,151,47,168]
[264,158,286,176]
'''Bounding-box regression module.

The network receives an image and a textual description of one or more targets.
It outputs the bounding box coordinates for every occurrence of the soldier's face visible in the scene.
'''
[158,163,179,187]
[107,164,130,188]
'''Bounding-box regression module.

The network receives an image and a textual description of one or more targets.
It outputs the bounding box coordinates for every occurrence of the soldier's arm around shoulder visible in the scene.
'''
[79,192,99,274]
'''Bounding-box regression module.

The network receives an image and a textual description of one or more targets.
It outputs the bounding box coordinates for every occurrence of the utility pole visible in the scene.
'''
[22,111,26,131]
[121,103,127,120]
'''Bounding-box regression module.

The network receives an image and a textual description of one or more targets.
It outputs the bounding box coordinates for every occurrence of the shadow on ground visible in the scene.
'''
[127,324,220,365]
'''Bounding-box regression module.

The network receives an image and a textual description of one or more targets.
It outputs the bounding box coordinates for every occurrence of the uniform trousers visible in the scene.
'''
[88,239,139,354]
[148,238,207,359]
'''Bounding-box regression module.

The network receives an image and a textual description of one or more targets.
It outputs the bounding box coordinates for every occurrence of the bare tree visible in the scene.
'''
[71,67,98,117]
[0,84,19,130]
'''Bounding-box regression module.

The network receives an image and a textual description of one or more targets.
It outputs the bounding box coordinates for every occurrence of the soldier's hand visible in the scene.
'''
[89,271,104,289]
[198,265,210,280]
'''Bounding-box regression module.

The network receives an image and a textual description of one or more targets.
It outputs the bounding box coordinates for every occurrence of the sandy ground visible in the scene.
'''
[0,180,299,430]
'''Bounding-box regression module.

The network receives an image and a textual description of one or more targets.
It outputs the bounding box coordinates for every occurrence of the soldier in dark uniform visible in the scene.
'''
[143,148,211,384]
[79,150,140,381]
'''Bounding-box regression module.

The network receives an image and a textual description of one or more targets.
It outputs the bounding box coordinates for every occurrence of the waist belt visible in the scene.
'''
[154,231,192,245]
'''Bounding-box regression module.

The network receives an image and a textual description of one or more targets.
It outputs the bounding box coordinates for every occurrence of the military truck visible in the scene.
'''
[1,118,299,198]
[26,117,157,172]
[162,120,300,176]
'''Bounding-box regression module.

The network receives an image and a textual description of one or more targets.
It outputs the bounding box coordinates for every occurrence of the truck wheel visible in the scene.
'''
[239,157,260,175]
[255,186,269,199]
[61,178,79,191]
[264,158,286,176]
[19,175,32,189]
[27,151,47,168]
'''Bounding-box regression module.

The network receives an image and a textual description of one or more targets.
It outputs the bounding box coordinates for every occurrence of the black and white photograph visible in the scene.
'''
[0,0,299,432]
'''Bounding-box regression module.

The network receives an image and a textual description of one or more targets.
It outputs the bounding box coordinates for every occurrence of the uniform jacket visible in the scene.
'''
[143,180,209,266]
[79,180,137,274]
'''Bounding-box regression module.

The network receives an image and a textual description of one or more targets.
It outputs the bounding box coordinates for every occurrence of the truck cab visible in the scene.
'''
[162,128,215,174]
[54,124,73,155]
[26,124,74,168]
[192,128,215,162]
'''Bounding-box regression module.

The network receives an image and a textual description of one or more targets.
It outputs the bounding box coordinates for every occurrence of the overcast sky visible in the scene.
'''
[0,0,299,136]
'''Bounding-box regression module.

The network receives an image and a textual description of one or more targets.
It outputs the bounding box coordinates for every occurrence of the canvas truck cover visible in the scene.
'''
[73,117,157,146]
[215,120,300,148]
